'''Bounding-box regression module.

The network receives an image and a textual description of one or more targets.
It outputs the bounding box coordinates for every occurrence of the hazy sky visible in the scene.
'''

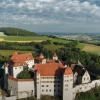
[0,0,100,33]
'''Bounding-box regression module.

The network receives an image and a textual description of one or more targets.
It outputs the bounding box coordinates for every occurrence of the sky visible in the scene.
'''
[0,0,100,33]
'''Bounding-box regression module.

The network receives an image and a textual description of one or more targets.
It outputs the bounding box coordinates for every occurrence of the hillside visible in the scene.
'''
[0,27,37,36]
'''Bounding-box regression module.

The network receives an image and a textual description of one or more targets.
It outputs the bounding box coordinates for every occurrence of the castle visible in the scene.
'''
[2,52,100,100]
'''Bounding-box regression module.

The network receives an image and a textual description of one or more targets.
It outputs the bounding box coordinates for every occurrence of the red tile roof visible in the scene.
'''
[34,62,73,76]
[10,52,33,67]
[34,62,64,76]
[11,52,33,62]
[64,67,73,75]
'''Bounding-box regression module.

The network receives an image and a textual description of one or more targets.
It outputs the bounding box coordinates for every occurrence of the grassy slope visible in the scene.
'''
[0,27,37,36]
[0,36,71,43]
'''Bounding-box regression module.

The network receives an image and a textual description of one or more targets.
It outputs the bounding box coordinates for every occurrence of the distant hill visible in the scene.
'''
[0,27,37,36]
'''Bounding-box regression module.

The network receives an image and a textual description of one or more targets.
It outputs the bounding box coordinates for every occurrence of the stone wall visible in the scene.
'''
[73,79,100,99]
[8,76,34,99]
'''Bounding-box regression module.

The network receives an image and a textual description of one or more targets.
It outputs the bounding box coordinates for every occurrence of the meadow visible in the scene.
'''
[0,36,99,56]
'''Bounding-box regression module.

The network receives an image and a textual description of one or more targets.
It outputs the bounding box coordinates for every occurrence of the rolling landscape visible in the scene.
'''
[0,27,99,56]
[0,0,100,100]
[0,27,100,100]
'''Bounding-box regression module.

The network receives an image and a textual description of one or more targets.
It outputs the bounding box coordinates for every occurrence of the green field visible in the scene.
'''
[0,36,100,56]
[0,36,70,44]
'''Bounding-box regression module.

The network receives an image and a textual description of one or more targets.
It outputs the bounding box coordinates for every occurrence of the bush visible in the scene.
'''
[17,71,31,79]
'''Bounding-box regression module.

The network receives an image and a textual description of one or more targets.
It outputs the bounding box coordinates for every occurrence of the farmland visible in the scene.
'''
[0,35,99,56]
[82,44,100,55]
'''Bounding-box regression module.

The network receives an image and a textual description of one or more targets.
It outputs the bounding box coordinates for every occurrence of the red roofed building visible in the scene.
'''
[34,62,64,76]
[5,52,34,78]
[33,62,73,99]
[4,52,92,100]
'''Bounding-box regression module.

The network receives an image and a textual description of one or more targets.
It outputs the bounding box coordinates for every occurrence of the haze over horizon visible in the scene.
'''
[0,0,100,33]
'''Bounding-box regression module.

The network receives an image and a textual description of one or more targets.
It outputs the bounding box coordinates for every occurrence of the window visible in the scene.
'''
[65,84,68,87]
[42,85,44,87]
[46,85,49,87]
[87,77,89,80]
[67,80,69,82]
[42,90,44,92]
[46,89,48,92]
[49,89,51,92]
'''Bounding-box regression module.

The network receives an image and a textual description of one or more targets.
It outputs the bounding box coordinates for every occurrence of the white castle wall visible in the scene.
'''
[13,66,23,78]
[8,77,34,99]
[63,74,73,100]
[73,79,100,99]
[40,76,62,96]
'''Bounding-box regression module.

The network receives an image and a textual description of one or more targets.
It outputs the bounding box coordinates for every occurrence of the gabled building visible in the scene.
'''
[4,52,34,78]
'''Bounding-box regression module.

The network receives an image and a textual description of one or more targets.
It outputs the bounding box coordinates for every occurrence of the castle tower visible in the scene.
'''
[63,66,73,100]
[53,52,58,61]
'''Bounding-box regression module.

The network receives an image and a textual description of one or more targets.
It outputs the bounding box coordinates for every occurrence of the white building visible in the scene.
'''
[4,52,34,78]
[8,76,34,99]
[3,52,100,100]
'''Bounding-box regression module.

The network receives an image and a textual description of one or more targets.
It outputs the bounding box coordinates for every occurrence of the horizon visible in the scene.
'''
[0,0,100,33]
[0,26,100,34]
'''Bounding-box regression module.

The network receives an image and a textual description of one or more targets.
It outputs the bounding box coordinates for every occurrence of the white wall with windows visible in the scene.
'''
[13,66,23,78]
[40,76,62,96]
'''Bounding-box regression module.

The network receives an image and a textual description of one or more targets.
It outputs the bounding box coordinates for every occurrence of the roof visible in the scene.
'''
[10,52,33,67]
[39,53,44,59]
[13,62,27,67]
[72,64,86,76]
[64,67,73,75]
[34,62,64,76]
[53,52,58,57]
[11,52,33,63]
[35,53,45,61]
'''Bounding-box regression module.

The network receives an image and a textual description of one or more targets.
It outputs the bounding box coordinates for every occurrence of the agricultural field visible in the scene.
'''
[82,44,100,55]
[0,36,99,56]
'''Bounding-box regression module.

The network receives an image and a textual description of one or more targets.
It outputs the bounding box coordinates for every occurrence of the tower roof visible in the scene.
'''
[53,52,58,57]
[64,67,73,75]
[39,53,45,59]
